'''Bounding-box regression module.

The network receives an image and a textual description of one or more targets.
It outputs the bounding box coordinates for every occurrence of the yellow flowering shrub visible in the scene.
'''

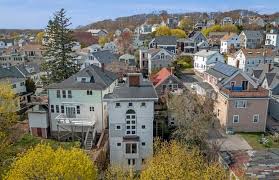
[5,144,98,180]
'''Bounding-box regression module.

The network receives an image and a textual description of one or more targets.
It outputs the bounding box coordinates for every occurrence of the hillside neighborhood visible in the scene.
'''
[1,6,279,180]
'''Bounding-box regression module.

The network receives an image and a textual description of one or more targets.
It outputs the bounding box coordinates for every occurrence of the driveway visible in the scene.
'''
[178,73,203,90]
[208,128,252,151]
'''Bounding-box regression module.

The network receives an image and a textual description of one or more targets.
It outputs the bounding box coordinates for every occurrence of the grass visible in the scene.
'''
[0,133,80,176]
[239,132,279,150]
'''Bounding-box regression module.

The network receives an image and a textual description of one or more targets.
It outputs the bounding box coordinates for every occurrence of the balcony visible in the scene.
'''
[55,114,95,127]
[220,86,269,98]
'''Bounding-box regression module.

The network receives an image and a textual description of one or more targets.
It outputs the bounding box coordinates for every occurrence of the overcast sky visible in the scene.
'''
[1,0,279,29]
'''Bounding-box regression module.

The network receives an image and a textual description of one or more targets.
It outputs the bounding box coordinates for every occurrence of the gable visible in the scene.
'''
[156,75,183,87]
[223,72,258,89]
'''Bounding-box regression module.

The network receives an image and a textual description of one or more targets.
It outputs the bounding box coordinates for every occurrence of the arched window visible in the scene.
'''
[126,109,136,135]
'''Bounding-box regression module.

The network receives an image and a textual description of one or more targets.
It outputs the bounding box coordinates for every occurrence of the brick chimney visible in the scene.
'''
[128,73,141,87]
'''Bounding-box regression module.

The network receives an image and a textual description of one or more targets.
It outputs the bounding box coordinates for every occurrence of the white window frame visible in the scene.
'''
[126,113,136,135]
[253,114,259,123]
[115,124,122,130]
[235,100,247,108]
[89,106,94,112]
[125,143,137,154]
[233,115,239,123]
[115,102,121,108]
[128,158,136,166]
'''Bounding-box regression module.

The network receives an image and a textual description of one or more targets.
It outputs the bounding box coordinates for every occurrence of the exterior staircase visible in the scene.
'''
[84,127,96,150]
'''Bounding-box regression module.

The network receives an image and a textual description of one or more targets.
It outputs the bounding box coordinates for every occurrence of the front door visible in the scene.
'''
[66,107,76,118]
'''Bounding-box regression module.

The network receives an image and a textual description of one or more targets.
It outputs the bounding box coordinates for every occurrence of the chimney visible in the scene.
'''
[101,63,105,72]
[170,67,174,75]
[128,73,141,87]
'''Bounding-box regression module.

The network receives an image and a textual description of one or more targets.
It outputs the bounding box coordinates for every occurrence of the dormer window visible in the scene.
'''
[87,90,93,95]
[81,78,86,82]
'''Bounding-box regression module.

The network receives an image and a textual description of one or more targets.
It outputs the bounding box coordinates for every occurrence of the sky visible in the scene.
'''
[1,0,279,29]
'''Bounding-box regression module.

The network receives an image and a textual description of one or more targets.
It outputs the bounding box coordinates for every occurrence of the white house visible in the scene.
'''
[87,29,108,37]
[265,29,279,48]
[193,50,225,74]
[0,41,5,49]
[227,48,274,73]
[220,33,240,54]
[222,17,233,25]
[47,65,117,149]
[103,41,118,53]
[104,73,158,170]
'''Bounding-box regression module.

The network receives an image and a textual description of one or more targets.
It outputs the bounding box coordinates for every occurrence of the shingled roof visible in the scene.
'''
[47,65,117,90]
[151,36,177,46]
[92,50,118,65]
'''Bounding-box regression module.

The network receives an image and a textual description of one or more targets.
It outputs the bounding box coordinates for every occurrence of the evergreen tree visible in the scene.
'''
[42,8,79,84]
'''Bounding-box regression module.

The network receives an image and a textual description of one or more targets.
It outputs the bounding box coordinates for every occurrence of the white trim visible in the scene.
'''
[232,115,239,123]
[253,114,259,123]
[115,124,122,130]
[222,71,258,88]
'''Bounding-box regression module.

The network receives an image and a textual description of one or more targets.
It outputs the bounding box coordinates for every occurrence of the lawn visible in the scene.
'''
[239,132,279,150]
[0,133,80,176]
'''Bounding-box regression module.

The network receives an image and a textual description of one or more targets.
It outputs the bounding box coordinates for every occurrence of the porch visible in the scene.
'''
[55,114,96,150]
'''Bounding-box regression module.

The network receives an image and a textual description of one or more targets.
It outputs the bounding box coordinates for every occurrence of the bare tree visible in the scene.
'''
[167,90,217,151]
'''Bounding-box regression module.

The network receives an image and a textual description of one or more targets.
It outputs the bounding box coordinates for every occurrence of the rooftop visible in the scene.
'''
[194,50,219,58]
[220,150,279,179]
[92,50,118,64]
[47,65,117,90]
[152,36,177,46]
[104,74,158,100]
[242,30,263,39]
[241,48,274,58]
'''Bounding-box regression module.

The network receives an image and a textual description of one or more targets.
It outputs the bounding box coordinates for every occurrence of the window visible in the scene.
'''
[117,143,121,147]
[142,142,146,146]
[233,115,239,123]
[20,82,24,86]
[126,109,136,135]
[87,90,92,95]
[160,53,165,59]
[90,106,94,111]
[56,90,61,98]
[116,125,121,130]
[12,84,16,89]
[51,105,54,113]
[235,100,247,108]
[62,90,66,98]
[126,143,137,154]
[68,90,72,98]
[253,114,259,123]
[56,105,59,113]
[142,159,145,164]
[141,102,146,107]
[142,125,146,129]
[115,102,121,108]
[81,78,86,82]
[76,106,80,114]
[128,159,135,166]
[230,81,235,87]
[61,105,64,113]
[128,102,133,107]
